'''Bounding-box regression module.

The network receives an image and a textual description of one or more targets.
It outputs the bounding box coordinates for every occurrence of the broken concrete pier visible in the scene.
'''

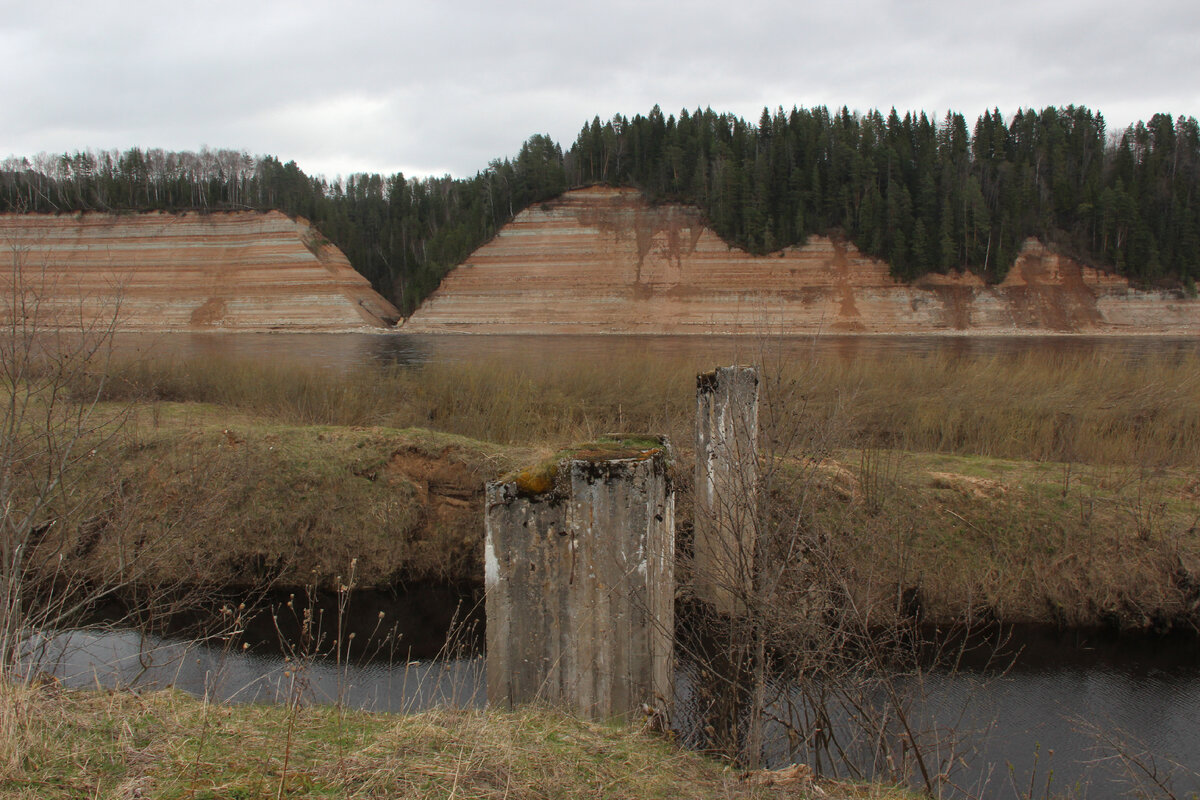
[694,366,759,615]
[485,436,674,720]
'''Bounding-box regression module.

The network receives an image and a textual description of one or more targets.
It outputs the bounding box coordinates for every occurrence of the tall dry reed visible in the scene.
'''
[94,347,1200,468]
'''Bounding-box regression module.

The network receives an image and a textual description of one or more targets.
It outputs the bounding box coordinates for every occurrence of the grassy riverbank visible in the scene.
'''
[68,404,530,588]
[24,395,1197,631]
[806,449,1200,628]
[5,341,1196,798]
[8,344,1196,629]
[0,682,906,799]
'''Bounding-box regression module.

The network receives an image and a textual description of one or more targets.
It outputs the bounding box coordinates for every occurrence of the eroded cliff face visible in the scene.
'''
[0,211,399,330]
[404,187,1200,335]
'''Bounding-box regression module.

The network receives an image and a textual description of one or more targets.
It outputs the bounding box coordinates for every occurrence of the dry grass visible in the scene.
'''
[0,682,915,799]
[27,411,530,591]
[95,354,697,449]
[836,349,1200,468]
[26,401,1194,629]
[8,340,1190,630]
[0,681,35,777]
[27,342,1196,626]
[94,347,1200,469]
[791,449,1200,629]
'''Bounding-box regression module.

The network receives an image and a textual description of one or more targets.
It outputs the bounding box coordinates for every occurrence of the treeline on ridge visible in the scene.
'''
[0,145,562,315]
[2,104,1198,313]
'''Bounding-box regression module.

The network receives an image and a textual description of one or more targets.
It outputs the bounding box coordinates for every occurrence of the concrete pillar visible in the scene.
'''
[485,437,674,721]
[694,366,759,615]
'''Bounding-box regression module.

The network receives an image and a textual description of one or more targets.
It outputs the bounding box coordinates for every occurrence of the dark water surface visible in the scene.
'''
[758,629,1200,799]
[37,605,1200,800]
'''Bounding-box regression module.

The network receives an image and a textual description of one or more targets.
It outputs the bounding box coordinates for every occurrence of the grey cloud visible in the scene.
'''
[2,0,1198,178]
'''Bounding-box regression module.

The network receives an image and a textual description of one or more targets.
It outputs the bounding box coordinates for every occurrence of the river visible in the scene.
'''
[106,330,1200,373]
[31,592,1200,800]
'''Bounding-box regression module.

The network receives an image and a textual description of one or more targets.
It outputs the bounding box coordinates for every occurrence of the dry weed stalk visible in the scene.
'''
[94,342,1200,475]
[1078,718,1197,800]
[0,232,256,697]
[678,345,1014,796]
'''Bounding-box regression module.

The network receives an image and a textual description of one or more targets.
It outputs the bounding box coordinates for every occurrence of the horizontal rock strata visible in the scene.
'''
[0,211,399,330]
[404,187,1200,335]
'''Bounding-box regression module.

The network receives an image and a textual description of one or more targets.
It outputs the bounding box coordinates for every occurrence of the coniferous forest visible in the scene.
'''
[2,105,1198,314]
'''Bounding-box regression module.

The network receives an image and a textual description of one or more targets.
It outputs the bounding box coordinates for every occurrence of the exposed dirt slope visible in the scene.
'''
[405,187,1200,334]
[0,211,400,330]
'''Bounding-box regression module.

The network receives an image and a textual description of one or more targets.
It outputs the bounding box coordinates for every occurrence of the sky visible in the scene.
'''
[3,0,1199,181]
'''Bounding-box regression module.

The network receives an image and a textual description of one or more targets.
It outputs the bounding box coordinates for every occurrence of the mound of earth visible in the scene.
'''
[0,210,399,330]
[404,187,1200,335]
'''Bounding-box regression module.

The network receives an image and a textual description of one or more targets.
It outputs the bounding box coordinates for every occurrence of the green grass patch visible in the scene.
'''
[0,684,913,800]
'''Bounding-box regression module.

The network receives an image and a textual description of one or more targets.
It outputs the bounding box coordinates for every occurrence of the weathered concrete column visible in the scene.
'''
[485,436,674,721]
[694,366,759,615]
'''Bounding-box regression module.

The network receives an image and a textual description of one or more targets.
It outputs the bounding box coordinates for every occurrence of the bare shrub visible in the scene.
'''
[0,236,228,684]
[677,347,1008,795]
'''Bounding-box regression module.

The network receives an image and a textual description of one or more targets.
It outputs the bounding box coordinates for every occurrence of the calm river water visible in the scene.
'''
[67,331,1200,798]
[35,593,1200,800]
[107,330,1200,372]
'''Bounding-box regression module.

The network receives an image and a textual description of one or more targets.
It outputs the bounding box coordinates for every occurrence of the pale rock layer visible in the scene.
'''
[0,211,399,330]
[404,187,1200,335]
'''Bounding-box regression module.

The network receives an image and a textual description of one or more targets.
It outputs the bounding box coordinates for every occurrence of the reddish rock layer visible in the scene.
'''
[0,211,399,330]
[405,187,1200,335]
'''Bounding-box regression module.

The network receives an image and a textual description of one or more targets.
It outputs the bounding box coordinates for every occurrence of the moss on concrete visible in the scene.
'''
[505,435,669,498]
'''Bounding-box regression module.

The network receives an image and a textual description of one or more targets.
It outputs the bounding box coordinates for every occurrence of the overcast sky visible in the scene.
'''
[4,0,1198,181]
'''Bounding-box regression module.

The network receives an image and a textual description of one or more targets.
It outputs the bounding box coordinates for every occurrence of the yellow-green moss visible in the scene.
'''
[513,461,560,495]
[504,435,668,497]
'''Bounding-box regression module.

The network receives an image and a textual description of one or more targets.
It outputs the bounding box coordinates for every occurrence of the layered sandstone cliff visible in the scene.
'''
[0,211,399,330]
[404,187,1200,335]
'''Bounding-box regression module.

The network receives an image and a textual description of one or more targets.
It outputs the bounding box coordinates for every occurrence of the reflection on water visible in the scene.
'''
[746,651,1200,798]
[28,588,487,711]
[108,331,434,371]
[106,331,1200,372]
[943,630,1200,799]
[31,628,483,712]
[916,664,1200,799]
[746,629,1200,799]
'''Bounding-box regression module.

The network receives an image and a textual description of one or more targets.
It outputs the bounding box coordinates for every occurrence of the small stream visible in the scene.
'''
[28,592,1200,800]
[29,588,487,711]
